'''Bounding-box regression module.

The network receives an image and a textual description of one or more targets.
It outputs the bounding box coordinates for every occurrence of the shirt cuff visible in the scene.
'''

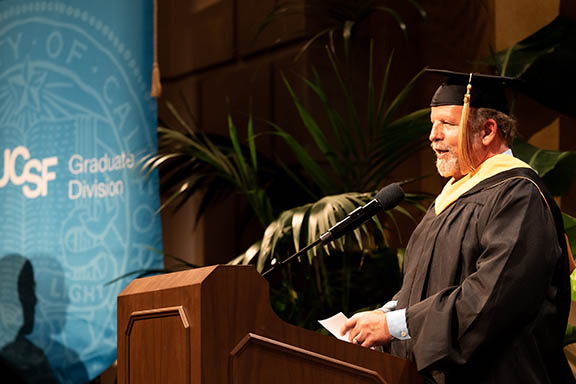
[386,309,410,340]
[379,300,397,312]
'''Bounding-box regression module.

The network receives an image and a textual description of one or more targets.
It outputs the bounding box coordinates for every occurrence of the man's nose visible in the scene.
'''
[429,121,443,142]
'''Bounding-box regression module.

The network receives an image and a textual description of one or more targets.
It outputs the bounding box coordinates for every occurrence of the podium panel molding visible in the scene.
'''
[125,306,191,384]
[229,333,388,384]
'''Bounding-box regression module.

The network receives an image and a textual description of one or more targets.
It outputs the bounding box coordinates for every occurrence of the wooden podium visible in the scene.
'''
[117,265,422,384]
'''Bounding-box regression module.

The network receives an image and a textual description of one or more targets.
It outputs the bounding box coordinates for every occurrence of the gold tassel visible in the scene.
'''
[150,0,162,98]
[458,73,475,174]
[151,62,162,98]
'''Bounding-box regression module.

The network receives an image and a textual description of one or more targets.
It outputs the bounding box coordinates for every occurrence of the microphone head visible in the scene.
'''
[375,183,404,210]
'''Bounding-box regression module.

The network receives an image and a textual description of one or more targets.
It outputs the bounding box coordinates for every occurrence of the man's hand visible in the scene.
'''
[340,310,392,348]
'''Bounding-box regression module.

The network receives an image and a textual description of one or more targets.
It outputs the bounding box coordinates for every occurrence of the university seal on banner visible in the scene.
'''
[0,2,162,382]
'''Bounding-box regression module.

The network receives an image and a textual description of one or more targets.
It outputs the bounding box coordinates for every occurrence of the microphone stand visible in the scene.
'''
[261,239,322,277]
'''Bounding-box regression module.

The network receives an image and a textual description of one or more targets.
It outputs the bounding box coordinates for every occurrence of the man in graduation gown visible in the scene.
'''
[342,71,575,383]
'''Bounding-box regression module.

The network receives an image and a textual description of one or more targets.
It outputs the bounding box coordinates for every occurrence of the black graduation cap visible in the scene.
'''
[426,69,519,115]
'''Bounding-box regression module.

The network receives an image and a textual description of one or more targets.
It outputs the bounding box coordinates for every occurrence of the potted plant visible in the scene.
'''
[142,44,432,328]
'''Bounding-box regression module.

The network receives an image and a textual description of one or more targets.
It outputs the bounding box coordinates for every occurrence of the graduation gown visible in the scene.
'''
[389,166,574,383]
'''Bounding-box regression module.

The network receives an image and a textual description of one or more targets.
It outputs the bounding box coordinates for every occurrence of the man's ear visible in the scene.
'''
[481,119,498,146]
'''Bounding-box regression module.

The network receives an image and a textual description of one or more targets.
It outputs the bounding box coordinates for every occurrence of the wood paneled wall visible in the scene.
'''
[156,0,574,267]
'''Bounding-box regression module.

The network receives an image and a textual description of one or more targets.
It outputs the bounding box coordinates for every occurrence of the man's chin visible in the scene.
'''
[436,160,460,179]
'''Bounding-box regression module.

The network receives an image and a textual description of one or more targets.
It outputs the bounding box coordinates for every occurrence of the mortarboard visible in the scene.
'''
[425,69,521,174]
[426,69,518,115]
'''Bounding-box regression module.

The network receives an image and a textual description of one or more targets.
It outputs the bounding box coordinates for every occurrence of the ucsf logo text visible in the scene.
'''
[0,146,58,198]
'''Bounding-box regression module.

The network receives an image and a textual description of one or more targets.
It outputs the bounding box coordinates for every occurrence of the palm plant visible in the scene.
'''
[142,45,432,328]
[511,140,576,197]
[233,45,433,326]
[232,43,431,265]
[143,109,277,227]
[485,15,576,118]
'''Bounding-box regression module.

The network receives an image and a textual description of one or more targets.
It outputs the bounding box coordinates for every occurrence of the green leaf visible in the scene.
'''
[367,108,430,182]
[380,67,426,126]
[258,219,283,272]
[247,113,258,169]
[294,28,332,62]
[489,16,573,77]
[306,68,350,162]
[230,240,262,266]
[376,52,394,130]
[565,323,576,346]
[406,0,427,19]
[249,191,398,269]
[325,47,361,145]
[512,140,576,196]
[373,6,407,39]
[570,270,576,305]
[281,74,342,173]
[270,211,294,260]
[228,115,250,182]
[276,159,320,201]
[342,20,355,58]
[564,213,576,258]
[484,16,576,117]
[268,123,337,194]
[251,1,308,48]
[561,214,575,304]
[291,207,307,252]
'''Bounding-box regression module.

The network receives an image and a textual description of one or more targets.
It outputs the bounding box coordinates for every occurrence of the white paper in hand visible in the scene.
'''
[318,312,350,342]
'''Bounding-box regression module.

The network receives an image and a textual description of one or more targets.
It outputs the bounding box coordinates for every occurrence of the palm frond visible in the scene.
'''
[379,67,427,127]
[281,74,343,174]
[512,140,576,196]
[243,190,425,272]
[268,121,338,194]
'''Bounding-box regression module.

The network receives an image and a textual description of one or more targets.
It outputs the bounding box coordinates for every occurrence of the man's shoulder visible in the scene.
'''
[465,167,545,197]
[455,167,557,217]
[463,167,562,229]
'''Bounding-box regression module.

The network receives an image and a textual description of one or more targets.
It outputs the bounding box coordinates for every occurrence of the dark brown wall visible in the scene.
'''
[157,0,574,267]
[158,0,308,267]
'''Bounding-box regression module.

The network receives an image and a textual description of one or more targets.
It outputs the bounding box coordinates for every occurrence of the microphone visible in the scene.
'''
[262,183,404,277]
[319,183,405,245]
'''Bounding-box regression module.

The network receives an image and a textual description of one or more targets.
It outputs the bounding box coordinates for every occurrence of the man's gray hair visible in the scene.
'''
[469,108,518,146]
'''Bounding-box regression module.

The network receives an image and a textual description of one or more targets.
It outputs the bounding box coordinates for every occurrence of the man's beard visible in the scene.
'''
[432,144,461,178]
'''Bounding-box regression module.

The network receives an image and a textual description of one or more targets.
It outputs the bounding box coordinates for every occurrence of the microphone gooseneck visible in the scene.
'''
[319,183,404,245]
[262,183,405,277]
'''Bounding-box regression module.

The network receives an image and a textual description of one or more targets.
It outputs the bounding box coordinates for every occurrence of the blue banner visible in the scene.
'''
[0,1,163,383]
